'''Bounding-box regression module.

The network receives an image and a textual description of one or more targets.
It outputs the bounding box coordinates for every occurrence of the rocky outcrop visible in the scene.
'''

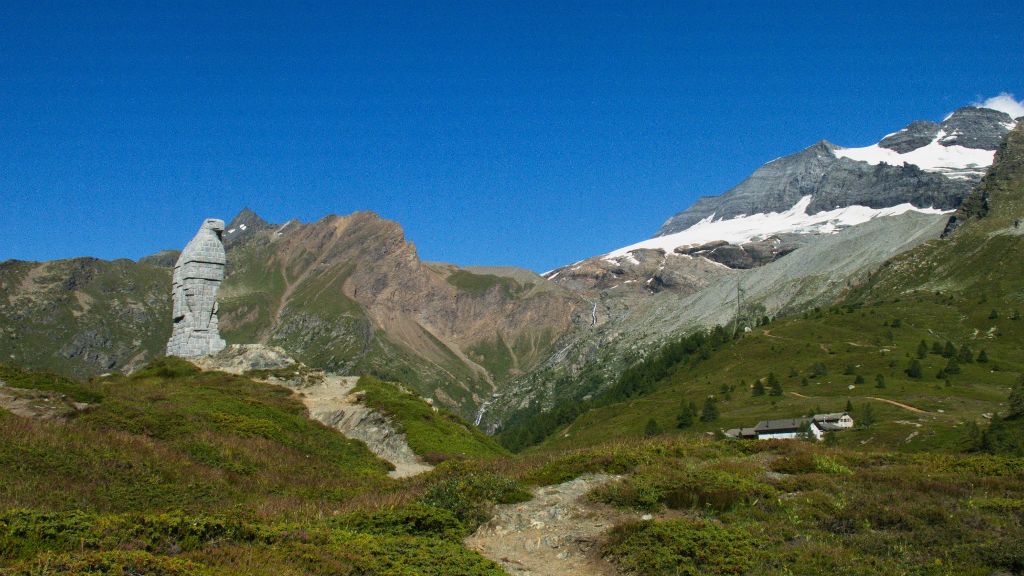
[0,379,91,421]
[192,344,295,373]
[294,375,433,478]
[658,107,1015,235]
[674,235,808,269]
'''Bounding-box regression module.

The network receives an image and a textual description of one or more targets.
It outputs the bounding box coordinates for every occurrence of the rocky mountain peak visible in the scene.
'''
[224,208,275,246]
[939,106,1016,150]
[879,120,941,153]
[654,103,1013,238]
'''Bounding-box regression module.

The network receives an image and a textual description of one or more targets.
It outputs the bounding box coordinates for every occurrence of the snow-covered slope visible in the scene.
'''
[833,129,1004,180]
[604,195,950,261]
[657,106,1017,237]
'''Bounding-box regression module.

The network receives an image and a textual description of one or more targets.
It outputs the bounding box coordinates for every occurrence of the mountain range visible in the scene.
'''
[1,103,1019,424]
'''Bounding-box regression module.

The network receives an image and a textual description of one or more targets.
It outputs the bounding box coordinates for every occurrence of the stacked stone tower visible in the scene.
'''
[166,218,227,358]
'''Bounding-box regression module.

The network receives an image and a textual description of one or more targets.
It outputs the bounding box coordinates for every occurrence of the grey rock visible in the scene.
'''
[658,107,1014,236]
[939,107,1015,150]
[166,218,227,358]
[675,235,808,269]
[659,141,971,235]
[879,120,940,153]
[223,207,274,247]
[193,344,296,374]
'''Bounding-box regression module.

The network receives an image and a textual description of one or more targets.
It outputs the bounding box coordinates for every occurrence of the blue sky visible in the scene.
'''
[2,1,1022,272]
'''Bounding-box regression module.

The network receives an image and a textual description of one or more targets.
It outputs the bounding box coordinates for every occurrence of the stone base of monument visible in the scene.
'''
[166,330,226,359]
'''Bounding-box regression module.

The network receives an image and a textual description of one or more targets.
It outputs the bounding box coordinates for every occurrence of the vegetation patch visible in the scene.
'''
[354,375,508,461]
[604,519,755,576]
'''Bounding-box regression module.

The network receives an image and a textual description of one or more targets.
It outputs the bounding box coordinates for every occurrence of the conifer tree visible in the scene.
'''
[845,399,853,413]
[916,340,928,359]
[700,396,719,422]
[905,359,923,378]
[676,401,696,429]
[769,376,783,397]
[860,403,876,429]
[752,380,766,396]
[943,341,957,358]
[978,349,989,363]
[944,356,961,375]
[989,309,999,320]
[644,418,663,437]
[875,374,886,388]
[931,341,943,355]
[1009,380,1024,419]
[959,344,974,363]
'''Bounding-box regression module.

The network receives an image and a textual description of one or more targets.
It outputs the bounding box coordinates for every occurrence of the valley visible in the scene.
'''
[2,103,1023,575]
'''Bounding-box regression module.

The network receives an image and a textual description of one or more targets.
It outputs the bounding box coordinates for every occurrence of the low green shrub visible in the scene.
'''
[591,464,775,512]
[331,503,466,541]
[130,358,200,380]
[8,551,211,576]
[813,455,853,475]
[604,519,755,575]
[0,363,103,403]
[421,465,530,529]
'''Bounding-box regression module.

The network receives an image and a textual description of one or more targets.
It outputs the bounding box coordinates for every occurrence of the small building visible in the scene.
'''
[812,412,854,430]
[724,412,853,441]
[754,418,818,440]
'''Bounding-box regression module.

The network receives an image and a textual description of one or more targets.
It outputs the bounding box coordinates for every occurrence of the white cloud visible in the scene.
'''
[973,92,1024,118]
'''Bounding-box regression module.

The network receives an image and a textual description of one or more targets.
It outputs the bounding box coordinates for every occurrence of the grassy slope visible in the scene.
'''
[0,360,517,575]
[2,362,1024,574]
[532,124,1024,455]
[354,375,509,462]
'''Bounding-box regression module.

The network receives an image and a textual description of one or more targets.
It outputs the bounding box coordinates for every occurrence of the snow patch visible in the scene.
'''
[604,195,950,261]
[833,130,995,175]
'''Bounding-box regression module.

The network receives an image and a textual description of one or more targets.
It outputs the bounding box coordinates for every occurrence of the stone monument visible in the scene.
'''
[166,218,227,358]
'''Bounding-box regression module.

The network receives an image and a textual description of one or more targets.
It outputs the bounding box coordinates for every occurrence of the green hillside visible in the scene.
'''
[510,124,1024,456]
[354,375,509,462]
[0,360,525,574]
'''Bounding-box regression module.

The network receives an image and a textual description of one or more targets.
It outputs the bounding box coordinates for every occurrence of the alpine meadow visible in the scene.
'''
[3,3,1024,575]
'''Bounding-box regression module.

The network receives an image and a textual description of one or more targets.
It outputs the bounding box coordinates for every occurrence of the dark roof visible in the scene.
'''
[754,418,809,434]
[812,412,850,422]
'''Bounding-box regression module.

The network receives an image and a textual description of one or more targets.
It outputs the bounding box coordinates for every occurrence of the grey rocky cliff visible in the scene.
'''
[167,218,227,358]
[658,107,1015,236]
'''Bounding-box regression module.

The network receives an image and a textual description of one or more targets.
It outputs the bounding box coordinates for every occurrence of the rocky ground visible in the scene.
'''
[291,375,433,478]
[466,473,655,576]
[0,379,89,421]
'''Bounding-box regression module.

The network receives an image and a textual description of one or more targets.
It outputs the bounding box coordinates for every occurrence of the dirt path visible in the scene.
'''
[787,391,928,414]
[195,345,433,478]
[865,396,929,414]
[295,375,433,478]
[467,474,635,576]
